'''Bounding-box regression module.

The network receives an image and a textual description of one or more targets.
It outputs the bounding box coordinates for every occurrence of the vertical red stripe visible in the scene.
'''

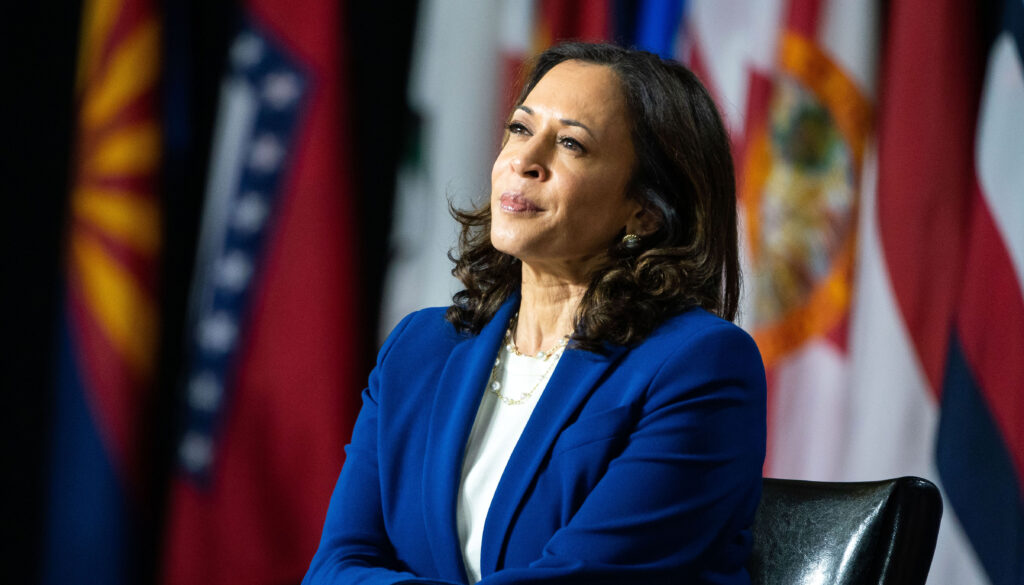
[785,0,823,39]
[955,180,1024,488]
[875,0,986,396]
[576,0,612,41]
[538,0,612,44]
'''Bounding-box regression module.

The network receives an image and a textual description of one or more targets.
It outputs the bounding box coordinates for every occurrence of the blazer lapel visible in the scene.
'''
[422,297,519,581]
[479,341,628,576]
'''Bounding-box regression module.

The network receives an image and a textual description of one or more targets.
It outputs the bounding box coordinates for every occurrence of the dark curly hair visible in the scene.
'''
[445,42,739,352]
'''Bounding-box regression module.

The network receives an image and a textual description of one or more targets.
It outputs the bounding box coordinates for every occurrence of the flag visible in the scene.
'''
[703,0,878,480]
[859,0,1010,582]
[45,0,162,583]
[160,0,360,583]
[692,0,1014,583]
[932,0,1024,581]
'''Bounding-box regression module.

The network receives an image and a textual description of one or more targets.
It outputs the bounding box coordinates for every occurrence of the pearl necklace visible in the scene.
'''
[488,314,569,406]
[503,312,570,360]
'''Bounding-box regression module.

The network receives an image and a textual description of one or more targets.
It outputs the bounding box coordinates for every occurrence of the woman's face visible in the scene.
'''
[490,60,640,274]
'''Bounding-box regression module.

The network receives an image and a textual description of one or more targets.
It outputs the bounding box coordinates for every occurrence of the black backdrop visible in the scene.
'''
[1,1,419,582]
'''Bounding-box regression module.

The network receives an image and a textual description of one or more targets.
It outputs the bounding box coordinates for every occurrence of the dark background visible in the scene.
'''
[1,1,419,582]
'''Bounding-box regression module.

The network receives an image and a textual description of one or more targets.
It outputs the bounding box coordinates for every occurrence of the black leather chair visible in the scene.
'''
[748,476,943,585]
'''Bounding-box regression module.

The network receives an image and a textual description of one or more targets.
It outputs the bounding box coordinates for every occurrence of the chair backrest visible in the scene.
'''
[748,476,943,585]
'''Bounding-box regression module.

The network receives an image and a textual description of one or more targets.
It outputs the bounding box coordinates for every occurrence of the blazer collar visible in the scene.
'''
[422,295,519,581]
[479,336,626,576]
[420,294,627,581]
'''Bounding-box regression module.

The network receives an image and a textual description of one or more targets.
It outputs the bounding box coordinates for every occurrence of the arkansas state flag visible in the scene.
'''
[160,1,360,584]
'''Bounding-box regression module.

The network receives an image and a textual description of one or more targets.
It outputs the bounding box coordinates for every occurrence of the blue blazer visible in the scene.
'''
[304,296,766,585]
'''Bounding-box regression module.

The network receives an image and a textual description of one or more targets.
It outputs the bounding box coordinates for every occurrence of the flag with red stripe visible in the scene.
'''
[857,1,993,581]
[932,1,1024,582]
[160,1,360,583]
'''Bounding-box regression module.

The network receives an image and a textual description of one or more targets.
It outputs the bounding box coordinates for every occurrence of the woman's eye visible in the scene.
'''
[559,136,585,152]
[507,121,529,135]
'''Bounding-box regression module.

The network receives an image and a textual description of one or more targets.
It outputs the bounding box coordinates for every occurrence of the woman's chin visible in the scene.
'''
[490,228,528,256]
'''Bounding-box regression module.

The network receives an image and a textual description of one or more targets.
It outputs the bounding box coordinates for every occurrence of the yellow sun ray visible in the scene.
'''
[85,120,160,176]
[71,229,158,377]
[73,187,160,256]
[76,0,120,93]
[82,17,160,131]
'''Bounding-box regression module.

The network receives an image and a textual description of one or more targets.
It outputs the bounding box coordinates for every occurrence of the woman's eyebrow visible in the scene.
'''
[516,105,595,139]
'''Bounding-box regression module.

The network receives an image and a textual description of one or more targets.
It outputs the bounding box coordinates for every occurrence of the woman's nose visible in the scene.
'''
[510,141,549,181]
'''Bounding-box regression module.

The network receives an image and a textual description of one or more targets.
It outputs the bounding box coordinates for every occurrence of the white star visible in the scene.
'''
[263,72,302,109]
[233,192,268,233]
[230,32,264,69]
[217,251,253,291]
[198,312,237,353]
[248,133,285,172]
[188,372,223,412]
[179,431,214,472]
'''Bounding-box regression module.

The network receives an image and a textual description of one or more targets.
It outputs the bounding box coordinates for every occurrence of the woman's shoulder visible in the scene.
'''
[387,305,452,335]
[620,308,766,408]
[377,305,464,361]
[629,307,764,372]
[651,307,755,346]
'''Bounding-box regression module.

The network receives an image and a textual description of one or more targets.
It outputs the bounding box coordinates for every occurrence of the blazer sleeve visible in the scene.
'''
[302,313,460,585]
[477,320,767,585]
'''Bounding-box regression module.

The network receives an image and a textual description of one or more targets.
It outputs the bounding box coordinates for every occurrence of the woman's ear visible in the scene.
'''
[628,202,663,237]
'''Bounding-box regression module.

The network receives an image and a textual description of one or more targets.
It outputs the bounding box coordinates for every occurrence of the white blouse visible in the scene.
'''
[456,343,565,584]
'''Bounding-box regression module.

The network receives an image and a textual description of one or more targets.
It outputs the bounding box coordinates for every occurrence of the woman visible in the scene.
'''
[304,42,766,585]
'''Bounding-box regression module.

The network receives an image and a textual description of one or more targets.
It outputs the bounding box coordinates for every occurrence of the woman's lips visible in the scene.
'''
[499,192,542,213]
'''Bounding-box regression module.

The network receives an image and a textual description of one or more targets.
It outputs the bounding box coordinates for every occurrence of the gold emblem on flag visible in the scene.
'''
[742,32,872,366]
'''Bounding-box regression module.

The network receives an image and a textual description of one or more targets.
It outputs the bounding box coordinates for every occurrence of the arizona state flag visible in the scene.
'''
[45,0,162,583]
[160,1,360,584]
